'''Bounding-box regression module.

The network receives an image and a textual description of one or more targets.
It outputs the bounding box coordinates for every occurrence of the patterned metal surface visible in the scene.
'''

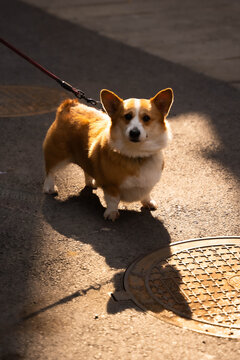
[0,85,67,117]
[124,237,240,338]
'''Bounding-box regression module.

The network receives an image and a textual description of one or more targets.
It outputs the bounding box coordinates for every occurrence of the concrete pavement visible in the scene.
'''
[0,0,240,359]
[22,0,240,89]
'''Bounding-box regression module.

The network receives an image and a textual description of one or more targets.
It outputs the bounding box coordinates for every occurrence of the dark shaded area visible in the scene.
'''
[0,0,239,357]
[42,187,171,269]
[107,266,192,318]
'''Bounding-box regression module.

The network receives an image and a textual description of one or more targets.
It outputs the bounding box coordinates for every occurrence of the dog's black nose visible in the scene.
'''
[129,127,140,142]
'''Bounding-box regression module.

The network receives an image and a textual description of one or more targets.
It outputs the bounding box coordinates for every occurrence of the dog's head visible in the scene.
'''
[100,88,173,157]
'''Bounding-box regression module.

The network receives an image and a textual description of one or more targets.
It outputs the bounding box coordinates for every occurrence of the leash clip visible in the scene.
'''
[86,98,98,106]
[75,89,85,99]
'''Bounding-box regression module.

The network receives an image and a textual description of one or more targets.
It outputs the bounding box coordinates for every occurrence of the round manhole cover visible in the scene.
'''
[0,85,68,117]
[124,237,240,338]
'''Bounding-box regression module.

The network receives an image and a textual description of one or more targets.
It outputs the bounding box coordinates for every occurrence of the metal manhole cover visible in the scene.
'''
[0,85,68,117]
[124,237,240,338]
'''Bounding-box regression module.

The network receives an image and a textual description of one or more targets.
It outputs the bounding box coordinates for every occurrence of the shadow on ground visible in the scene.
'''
[0,0,239,357]
[19,187,191,323]
[42,187,171,270]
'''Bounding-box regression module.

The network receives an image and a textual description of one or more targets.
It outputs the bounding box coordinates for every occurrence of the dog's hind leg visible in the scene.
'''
[43,132,70,195]
[43,171,58,195]
[43,160,69,195]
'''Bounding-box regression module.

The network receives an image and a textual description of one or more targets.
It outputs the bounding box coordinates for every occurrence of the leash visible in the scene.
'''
[0,37,102,108]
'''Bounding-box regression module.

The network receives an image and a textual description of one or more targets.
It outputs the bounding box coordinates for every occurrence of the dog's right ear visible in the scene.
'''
[100,89,123,117]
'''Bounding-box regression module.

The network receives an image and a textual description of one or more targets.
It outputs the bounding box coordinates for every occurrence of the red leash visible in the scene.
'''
[0,37,101,107]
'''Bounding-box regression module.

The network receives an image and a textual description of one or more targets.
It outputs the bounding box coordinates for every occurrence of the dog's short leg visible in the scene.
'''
[43,172,58,195]
[84,172,97,189]
[104,193,120,221]
[141,194,157,210]
[43,160,69,195]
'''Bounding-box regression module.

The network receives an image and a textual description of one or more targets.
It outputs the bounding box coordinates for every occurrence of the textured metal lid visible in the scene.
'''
[124,237,240,338]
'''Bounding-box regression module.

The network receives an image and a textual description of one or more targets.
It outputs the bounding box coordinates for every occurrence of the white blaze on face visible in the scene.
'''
[126,99,146,141]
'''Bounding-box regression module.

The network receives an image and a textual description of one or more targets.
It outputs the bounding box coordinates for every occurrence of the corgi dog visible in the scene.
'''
[43,88,173,220]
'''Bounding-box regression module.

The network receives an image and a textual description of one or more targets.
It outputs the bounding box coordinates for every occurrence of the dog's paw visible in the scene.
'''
[90,179,97,189]
[84,173,97,189]
[141,199,157,210]
[85,180,97,190]
[104,209,120,221]
[43,178,58,195]
[43,185,58,195]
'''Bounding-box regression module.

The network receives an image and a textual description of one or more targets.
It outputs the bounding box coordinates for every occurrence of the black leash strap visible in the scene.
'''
[0,37,101,107]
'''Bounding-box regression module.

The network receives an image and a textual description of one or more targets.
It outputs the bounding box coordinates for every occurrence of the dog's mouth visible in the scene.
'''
[130,138,140,143]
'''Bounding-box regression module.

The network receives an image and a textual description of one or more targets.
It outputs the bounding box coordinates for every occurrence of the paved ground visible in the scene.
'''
[0,0,240,359]
[23,0,240,89]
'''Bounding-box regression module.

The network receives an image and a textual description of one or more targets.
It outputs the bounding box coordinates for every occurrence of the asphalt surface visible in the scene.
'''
[23,0,240,89]
[0,1,240,359]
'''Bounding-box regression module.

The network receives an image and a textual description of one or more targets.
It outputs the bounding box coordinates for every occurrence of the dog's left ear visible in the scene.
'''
[151,88,174,118]
[100,89,123,117]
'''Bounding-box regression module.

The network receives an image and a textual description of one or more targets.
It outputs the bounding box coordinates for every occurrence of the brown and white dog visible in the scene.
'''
[43,88,173,220]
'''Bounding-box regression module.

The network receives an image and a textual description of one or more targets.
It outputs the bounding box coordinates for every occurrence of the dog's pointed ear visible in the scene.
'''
[100,89,123,117]
[151,88,174,118]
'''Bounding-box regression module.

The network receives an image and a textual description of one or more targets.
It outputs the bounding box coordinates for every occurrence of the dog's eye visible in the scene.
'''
[124,113,133,121]
[143,115,150,122]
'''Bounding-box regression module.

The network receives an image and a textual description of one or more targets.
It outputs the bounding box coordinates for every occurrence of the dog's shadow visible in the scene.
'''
[42,187,192,317]
[42,186,171,270]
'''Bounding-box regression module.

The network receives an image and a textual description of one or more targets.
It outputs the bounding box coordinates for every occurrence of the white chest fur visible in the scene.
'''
[119,151,164,202]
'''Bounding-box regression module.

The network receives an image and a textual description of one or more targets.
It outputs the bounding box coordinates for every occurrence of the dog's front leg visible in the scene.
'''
[104,192,120,221]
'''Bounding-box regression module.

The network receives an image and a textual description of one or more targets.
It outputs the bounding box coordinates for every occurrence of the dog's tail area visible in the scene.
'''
[57,99,79,116]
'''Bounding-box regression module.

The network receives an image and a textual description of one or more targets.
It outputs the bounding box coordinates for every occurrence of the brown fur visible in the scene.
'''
[43,88,173,220]
[43,100,148,197]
